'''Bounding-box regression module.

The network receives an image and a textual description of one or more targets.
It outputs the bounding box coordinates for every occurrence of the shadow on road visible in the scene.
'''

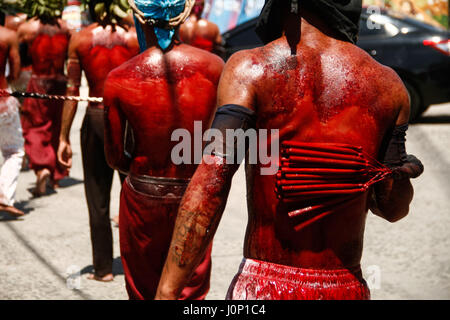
[4,221,93,299]
[15,199,35,214]
[58,177,84,188]
[0,200,34,221]
[27,186,57,197]
[25,177,83,198]
[79,256,124,277]
[0,211,25,221]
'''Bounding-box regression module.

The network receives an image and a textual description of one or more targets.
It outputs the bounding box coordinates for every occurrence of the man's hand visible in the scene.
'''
[390,154,424,180]
[57,140,73,169]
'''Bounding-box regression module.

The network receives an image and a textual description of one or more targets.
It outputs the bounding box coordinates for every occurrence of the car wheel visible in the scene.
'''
[403,81,422,122]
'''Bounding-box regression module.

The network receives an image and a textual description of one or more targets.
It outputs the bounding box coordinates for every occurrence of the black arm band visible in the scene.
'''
[203,104,257,164]
[383,124,408,168]
[382,124,424,179]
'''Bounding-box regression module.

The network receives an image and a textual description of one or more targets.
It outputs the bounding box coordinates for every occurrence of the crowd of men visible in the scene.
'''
[0,0,423,300]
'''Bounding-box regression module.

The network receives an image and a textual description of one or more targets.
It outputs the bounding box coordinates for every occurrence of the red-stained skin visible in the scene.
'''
[0,25,21,89]
[5,13,27,32]
[17,18,70,77]
[156,11,414,299]
[103,43,224,179]
[223,18,412,270]
[179,1,221,52]
[57,22,140,170]
[71,23,139,100]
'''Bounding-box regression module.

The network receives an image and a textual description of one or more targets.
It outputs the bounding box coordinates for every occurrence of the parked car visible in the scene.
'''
[221,8,450,121]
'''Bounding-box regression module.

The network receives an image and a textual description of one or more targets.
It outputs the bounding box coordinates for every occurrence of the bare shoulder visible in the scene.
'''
[124,27,139,50]
[193,45,224,75]
[57,19,71,35]
[174,44,224,81]
[365,51,407,106]
[223,47,264,84]
[17,19,36,41]
[68,26,86,46]
[346,43,409,116]
[0,26,17,42]
[106,51,143,79]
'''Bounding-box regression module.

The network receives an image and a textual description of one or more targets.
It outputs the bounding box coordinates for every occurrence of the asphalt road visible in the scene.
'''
[0,92,449,300]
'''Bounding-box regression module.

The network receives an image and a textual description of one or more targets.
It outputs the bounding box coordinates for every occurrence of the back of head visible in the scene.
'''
[256,0,362,45]
[83,0,132,28]
[0,0,24,26]
[191,0,204,19]
[22,0,67,25]
[128,0,194,51]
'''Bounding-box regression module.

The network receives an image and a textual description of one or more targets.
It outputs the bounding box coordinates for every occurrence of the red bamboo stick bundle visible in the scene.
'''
[280,167,366,175]
[281,141,362,155]
[280,188,368,198]
[281,183,366,193]
[276,178,362,186]
[288,196,355,218]
[282,147,365,162]
[283,156,368,168]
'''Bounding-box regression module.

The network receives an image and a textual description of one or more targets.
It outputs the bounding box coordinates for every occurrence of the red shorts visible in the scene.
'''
[226,258,370,300]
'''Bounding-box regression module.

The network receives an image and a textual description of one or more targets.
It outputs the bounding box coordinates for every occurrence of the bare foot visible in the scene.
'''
[112,215,119,227]
[33,168,50,197]
[86,273,114,282]
[0,203,25,217]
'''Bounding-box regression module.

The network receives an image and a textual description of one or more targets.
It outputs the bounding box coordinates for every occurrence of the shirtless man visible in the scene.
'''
[0,14,24,217]
[57,0,139,282]
[179,0,222,55]
[156,0,424,300]
[18,1,71,196]
[5,13,27,31]
[5,12,32,172]
[103,0,224,299]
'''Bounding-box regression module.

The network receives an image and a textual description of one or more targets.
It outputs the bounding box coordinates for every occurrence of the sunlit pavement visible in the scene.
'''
[1,87,449,299]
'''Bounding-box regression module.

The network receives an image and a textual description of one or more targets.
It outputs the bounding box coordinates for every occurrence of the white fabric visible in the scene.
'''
[0,96,24,206]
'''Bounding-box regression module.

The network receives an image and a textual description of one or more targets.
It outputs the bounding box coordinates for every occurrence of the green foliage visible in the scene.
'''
[0,0,25,15]
[82,0,131,25]
[433,14,448,29]
[22,0,68,23]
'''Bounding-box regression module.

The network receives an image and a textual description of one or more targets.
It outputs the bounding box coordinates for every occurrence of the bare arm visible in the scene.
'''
[57,36,81,169]
[370,77,415,222]
[103,76,131,173]
[7,31,21,82]
[214,25,222,45]
[156,52,257,299]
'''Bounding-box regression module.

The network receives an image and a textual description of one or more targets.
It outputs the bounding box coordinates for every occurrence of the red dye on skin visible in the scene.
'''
[104,44,224,179]
[103,44,224,300]
[217,16,411,277]
[30,33,69,76]
[71,24,139,102]
[18,20,71,182]
[0,32,9,88]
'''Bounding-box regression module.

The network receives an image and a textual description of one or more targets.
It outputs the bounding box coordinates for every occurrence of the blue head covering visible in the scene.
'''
[134,0,186,51]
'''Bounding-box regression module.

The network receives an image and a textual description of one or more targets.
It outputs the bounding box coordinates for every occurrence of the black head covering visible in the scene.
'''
[255,0,362,44]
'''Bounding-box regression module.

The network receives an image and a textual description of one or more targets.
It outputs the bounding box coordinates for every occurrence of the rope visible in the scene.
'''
[128,0,194,28]
[0,89,103,103]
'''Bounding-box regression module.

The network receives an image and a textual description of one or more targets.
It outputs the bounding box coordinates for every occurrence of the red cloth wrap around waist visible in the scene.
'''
[119,174,212,300]
[191,37,214,52]
[226,258,370,300]
[20,74,68,181]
